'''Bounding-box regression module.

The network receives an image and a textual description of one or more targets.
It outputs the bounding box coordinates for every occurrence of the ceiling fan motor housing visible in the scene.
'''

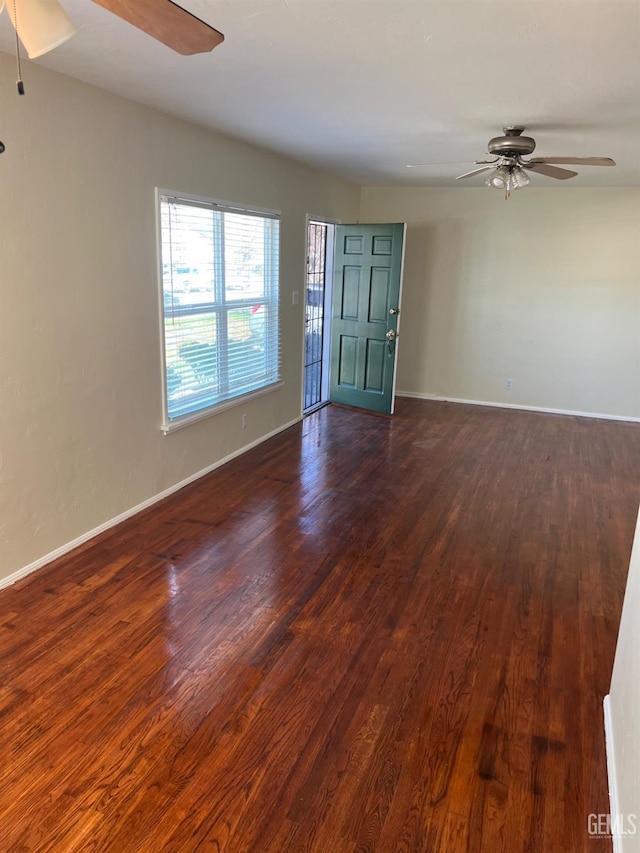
[488,126,536,158]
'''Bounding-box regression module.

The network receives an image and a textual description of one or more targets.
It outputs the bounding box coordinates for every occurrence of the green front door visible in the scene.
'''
[330,223,405,414]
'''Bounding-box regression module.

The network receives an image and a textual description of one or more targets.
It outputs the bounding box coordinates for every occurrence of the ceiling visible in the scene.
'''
[1,0,639,187]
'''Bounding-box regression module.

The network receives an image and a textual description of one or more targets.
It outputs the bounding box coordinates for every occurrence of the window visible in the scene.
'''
[158,191,281,432]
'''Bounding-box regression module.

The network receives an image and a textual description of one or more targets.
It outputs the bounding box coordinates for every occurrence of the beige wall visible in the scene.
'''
[360,187,640,418]
[0,52,359,585]
[3,55,640,588]
[607,506,640,852]
[360,186,640,838]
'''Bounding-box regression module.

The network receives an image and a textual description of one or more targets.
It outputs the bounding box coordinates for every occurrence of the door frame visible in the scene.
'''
[389,222,407,413]
[302,214,338,414]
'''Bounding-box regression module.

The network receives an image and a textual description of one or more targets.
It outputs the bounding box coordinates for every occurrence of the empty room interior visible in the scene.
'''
[0,1,639,851]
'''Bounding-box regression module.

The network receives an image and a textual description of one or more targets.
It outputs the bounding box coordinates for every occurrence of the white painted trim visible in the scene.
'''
[0,416,302,592]
[321,223,335,407]
[162,381,285,434]
[157,187,281,219]
[604,695,623,853]
[389,223,407,416]
[396,391,640,424]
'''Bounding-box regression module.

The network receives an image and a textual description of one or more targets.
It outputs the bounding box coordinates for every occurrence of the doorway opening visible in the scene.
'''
[303,219,334,413]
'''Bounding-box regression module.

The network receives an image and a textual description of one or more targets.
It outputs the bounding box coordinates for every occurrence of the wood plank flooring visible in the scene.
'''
[1,399,639,852]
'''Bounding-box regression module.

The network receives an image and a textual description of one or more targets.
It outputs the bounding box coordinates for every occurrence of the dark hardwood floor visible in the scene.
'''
[1,399,639,852]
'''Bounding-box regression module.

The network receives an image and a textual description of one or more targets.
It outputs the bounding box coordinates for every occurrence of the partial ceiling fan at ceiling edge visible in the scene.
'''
[0,0,223,61]
[90,0,224,56]
[1,0,76,59]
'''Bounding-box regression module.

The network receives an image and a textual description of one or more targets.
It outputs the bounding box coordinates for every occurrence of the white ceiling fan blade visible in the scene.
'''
[406,161,471,168]
[529,157,616,167]
[524,163,578,180]
[407,158,498,169]
[455,166,495,181]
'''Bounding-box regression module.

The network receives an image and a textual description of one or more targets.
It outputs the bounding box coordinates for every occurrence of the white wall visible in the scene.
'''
[0,52,360,586]
[607,506,640,852]
[359,187,640,419]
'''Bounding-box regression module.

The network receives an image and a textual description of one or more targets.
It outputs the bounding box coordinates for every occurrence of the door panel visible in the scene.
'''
[339,336,358,387]
[342,268,360,318]
[369,268,391,322]
[365,339,386,392]
[330,223,405,414]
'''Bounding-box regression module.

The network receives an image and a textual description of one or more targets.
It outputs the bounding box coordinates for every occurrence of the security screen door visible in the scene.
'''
[329,223,405,414]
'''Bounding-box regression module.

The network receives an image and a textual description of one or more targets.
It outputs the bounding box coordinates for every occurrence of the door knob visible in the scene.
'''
[385,328,398,356]
[389,307,399,315]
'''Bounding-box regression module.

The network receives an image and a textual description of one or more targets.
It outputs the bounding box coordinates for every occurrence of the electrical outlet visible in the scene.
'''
[242,413,247,429]
[292,290,299,305]
[505,378,513,391]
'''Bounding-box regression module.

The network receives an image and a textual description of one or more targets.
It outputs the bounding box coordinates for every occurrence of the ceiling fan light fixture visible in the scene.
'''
[510,166,530,190]
[486,165,510,189]
[7,0,76,59]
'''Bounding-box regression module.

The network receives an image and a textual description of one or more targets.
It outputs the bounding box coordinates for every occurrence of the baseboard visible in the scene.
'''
[396,391,640,424]
[604,695,623,853]
[0,416,302,592]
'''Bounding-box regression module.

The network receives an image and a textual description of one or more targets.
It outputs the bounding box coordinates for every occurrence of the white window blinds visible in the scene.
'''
[158,192,281,430]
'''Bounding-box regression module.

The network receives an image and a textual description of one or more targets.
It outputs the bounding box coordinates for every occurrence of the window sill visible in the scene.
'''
[162,380,284,435]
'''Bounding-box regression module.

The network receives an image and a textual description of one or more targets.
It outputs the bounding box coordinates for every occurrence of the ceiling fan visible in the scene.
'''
[1,0,224,61]
[455,126,615,198]
[90,0,224,55]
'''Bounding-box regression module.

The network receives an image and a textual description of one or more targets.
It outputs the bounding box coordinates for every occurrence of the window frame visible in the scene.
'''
[156,188,283,434]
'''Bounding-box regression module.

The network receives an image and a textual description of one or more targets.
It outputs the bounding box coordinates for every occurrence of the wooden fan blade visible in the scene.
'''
[524,163,578,180]
[529,157,616,167]
[90,0,224,55]
[455,166,495,181]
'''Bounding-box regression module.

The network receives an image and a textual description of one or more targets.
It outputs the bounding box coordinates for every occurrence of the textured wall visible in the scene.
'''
[360,186,640,419]
[0,52,360,584]
[609,507,640,853]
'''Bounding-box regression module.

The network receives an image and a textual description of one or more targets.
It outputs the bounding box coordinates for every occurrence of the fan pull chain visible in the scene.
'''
[11,0,26,95]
